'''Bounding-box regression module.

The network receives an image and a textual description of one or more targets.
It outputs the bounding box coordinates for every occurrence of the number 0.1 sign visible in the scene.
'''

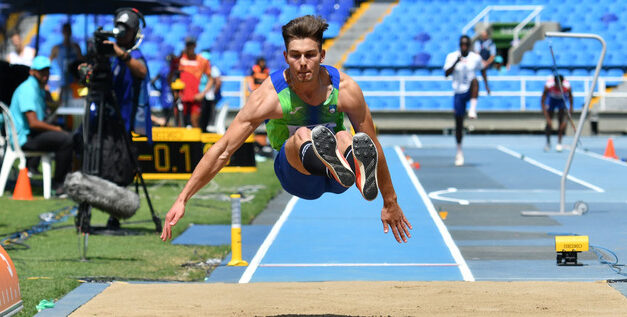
[132,127,256,180]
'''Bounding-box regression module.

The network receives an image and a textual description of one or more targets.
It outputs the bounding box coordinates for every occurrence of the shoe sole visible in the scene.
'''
[311,126,355,188]
[352,133,378,201]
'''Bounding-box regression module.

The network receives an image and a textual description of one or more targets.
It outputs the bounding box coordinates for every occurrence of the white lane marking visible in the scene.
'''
[428,188,603,204]
[496,145,604,193]
[428,187,470,205]
[259,263,458,267]
[239,196,299,283]
[411,134,423,148]
[577,149,627,167]
[394,146,474,281]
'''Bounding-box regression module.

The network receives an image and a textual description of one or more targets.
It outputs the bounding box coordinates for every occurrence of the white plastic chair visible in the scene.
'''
[206,102,229,134]
[0,102,53,199]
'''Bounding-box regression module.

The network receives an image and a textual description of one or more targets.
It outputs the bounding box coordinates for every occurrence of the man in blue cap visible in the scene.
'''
[9,56,73,196]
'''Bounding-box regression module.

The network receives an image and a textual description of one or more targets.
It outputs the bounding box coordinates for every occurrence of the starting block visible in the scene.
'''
[555,235,589,266]
[0,245,22,316]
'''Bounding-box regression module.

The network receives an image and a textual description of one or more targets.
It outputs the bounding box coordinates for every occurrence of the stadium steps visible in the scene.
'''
[595,73,627,111]
[324,0,396,68]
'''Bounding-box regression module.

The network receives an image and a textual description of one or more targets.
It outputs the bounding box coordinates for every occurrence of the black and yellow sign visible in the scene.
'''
[133,127,256,180]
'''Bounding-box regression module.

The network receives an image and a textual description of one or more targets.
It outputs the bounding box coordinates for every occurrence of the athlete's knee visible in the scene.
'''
[335,130,352,147]
[292,127,311,144]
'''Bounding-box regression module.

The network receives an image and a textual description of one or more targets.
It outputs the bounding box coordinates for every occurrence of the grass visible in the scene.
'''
[1,160,281,316]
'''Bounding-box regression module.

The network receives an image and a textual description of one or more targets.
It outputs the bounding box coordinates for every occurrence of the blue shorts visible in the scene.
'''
[454,91,472,117]
[274,143,349,200]
[547,98,567,112]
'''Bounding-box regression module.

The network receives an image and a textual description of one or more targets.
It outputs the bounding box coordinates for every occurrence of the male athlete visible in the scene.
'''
[161,16,412,243]
[444,35,490,166]
[541,74,573,152]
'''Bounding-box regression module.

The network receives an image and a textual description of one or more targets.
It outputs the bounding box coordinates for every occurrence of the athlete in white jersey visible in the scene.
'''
[444,35,490,166]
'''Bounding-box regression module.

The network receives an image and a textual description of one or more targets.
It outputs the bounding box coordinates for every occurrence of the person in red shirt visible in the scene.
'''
[178,36,211,127]
[247,57,269,92]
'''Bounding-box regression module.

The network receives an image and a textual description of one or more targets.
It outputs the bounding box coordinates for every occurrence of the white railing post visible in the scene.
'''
[520,78,526,110]
[400,78,406,110]
[599,78,606,111]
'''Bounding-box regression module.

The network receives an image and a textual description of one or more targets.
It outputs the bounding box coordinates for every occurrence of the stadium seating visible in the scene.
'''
[346,0,626,73]
[343,0,625,110]
[32,0,354,109]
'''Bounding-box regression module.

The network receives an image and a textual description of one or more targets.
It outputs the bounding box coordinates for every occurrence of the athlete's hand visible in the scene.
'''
[194,92,204,102]
[161,199,186,241]
[381,202,412,243]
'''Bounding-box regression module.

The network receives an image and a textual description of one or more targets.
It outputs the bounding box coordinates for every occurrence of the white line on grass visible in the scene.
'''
[394,146,475,282]
[259,263,459,267]
[238,196,299,283]
[496,145,604,193]
[411,134,423,148]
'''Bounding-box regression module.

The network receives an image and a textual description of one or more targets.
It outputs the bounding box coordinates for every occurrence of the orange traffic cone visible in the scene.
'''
[604,138,618,160]
[13,168,33,200]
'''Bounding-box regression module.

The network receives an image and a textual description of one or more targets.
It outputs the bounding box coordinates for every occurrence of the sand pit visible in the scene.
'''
[71,281,627,316]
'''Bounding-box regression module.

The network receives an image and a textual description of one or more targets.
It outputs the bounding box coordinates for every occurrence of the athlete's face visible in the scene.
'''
[284,38,325,83]
[459,38,470,56]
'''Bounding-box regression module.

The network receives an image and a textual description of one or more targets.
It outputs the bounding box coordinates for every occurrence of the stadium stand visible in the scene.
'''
[343,0,626,110]
[31,0,354,109]
[26,1,625,112]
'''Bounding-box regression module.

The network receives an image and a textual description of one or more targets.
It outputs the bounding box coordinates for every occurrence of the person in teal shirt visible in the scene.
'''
[9,56,73,196]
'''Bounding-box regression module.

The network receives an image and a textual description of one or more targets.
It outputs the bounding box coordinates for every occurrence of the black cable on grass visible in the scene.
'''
[1,205,77,250]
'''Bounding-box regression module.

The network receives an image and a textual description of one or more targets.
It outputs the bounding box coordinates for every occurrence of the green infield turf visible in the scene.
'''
[0,160,280,316]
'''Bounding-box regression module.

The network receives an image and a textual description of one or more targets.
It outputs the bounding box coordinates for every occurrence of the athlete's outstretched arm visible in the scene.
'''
[161,79,280,241]
[338,72,412,243]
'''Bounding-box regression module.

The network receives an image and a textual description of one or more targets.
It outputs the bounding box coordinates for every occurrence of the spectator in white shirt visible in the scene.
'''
[7,30,35,66]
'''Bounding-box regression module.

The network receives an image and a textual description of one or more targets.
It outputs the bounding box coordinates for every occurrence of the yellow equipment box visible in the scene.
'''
[555,235,589,252]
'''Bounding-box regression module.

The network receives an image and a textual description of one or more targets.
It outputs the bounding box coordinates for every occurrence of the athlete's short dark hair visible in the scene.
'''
[282,15,328,50]
[459,35,471,43]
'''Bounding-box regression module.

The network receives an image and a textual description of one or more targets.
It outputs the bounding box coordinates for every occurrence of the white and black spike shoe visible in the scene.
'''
[352,132,378,201]
[311,126,355,188]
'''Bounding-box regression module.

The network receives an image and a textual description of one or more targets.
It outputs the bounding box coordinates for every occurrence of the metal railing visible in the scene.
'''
[462,5,544,46]
[216,75,627,112]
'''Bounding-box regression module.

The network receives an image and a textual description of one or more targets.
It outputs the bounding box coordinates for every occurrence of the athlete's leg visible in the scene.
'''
[545,107,554,151]
[557,107,566,147]
[285,126,316,175]
[468,78,479,119]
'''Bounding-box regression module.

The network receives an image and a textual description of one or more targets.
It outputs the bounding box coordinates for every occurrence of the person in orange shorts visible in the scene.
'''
[178,36,211,127]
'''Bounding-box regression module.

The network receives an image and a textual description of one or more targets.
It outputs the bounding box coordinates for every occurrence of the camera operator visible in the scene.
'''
[104,8,152,140]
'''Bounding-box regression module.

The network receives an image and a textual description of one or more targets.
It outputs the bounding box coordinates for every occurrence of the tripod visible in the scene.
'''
[76,57,162,261]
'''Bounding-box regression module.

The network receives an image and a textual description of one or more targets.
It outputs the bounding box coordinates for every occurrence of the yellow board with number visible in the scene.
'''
[132,127,256,180]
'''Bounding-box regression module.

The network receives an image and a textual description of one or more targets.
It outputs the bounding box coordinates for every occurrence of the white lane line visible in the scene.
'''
[239,196,299,283]
[428,187,470,205]
[411,134,423,148]
[394,146,474,282]
[496,145,604,193]
[259,263,459,267]
[577,149,627,167]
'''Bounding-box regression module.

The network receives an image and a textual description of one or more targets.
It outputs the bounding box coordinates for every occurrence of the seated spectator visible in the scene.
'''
[474,30,496,69]
[9,56,73,196]
[6,30,35,67]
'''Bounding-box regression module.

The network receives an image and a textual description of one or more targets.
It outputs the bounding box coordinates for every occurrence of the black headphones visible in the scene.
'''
[114,7,146,50]
[114,7,146,28]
